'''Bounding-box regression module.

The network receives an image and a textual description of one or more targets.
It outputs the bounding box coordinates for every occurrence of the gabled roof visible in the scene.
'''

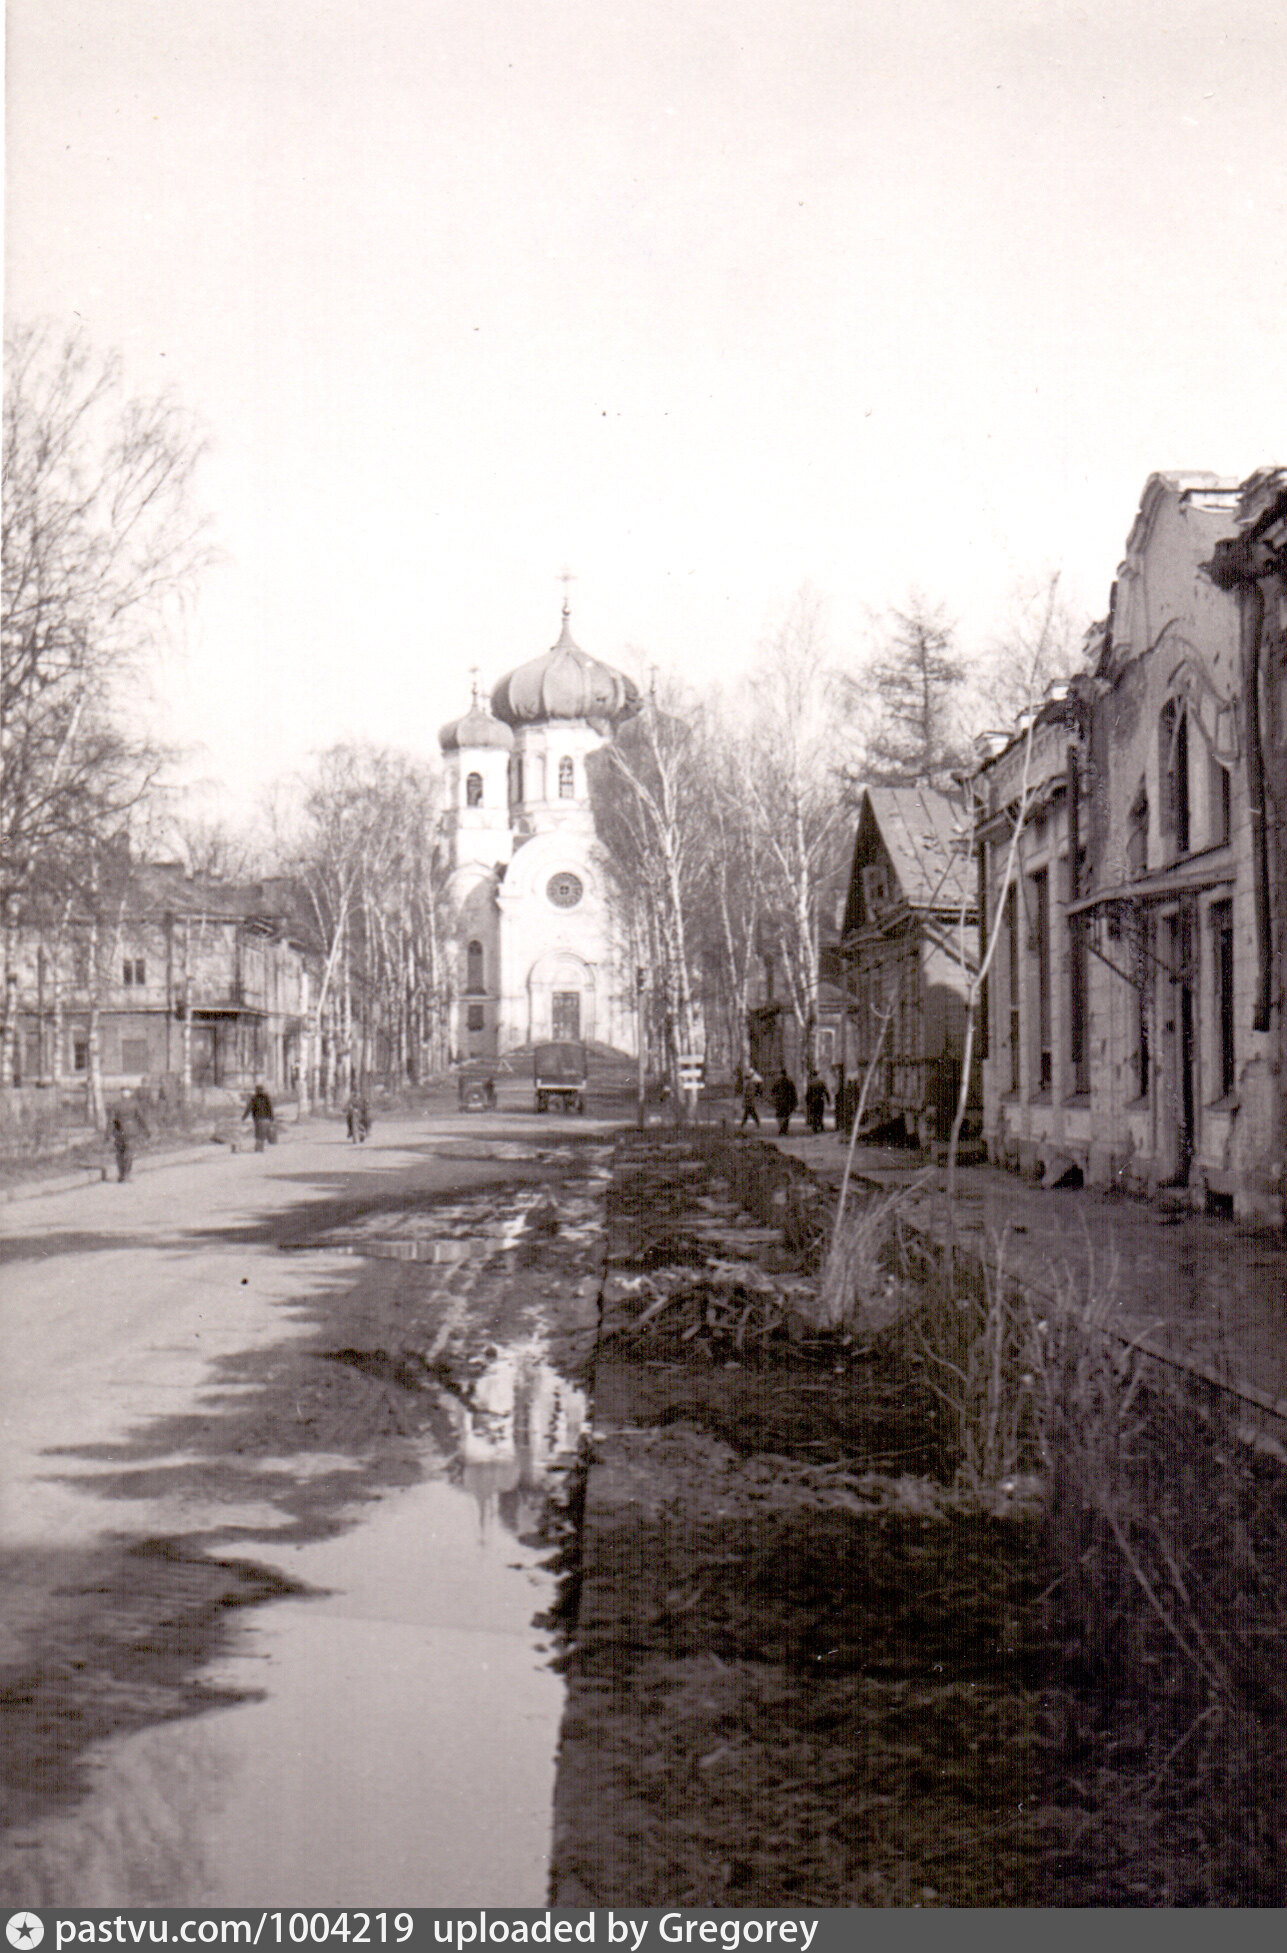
[855,786,974,916]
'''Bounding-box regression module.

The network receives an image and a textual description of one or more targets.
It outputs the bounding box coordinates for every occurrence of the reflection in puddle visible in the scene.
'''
[0,1147,600,1909]
[0,1464,572,1905]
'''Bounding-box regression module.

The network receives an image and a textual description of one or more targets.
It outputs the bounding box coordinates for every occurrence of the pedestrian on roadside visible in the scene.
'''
[804,1071,830,1134]
[771,1069,798,1137]
[242,1082,275,1153]
[739,1067,761,1129]
[110,1110,133,1182]
[344,1090,363,1143]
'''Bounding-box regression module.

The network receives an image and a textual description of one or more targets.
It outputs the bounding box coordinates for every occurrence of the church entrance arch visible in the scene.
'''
[528,952,595,1046]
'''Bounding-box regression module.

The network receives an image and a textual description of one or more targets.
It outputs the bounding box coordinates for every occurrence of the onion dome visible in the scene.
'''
[438,702,514,754]
[490,607,641,731]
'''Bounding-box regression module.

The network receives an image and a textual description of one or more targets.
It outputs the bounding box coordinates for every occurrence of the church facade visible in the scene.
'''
[438,605,642,1063]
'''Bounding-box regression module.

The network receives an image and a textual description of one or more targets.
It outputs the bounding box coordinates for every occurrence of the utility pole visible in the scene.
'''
[636,967,647,1129]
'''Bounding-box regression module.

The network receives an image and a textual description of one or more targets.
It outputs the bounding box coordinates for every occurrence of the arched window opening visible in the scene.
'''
[1160,699,1190,856]
[1127,779,1148,879]
[465,771,483,807]
[558,755,575,799]
[466,940,485,994]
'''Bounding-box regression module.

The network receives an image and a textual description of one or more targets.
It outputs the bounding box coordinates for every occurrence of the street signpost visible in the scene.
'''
[678,1053,702,1125]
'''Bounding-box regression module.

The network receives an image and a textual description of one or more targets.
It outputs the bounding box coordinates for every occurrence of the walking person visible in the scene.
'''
[242,1082,275,1153]
[771,1069,798,1137]
[110,1109,133,1183]
[738,1066,761,1129]
[804,1071,830,1134]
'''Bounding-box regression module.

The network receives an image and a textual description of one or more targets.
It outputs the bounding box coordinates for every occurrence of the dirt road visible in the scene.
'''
[0,1108,609,1907]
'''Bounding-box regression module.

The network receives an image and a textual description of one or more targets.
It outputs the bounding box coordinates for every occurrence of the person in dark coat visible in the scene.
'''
[771,1070,798,1136]
[110,1110,133,1182]
[242,1083,275,1153]
[804,1071,830,1134]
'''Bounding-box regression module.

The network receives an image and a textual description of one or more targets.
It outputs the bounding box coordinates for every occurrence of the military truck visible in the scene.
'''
[534,1041,587,1114]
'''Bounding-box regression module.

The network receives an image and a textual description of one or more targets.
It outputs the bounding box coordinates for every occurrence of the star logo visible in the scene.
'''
[6,1918,43,1950]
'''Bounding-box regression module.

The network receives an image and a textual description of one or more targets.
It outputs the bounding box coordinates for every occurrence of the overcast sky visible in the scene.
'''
[8,0,1287,815]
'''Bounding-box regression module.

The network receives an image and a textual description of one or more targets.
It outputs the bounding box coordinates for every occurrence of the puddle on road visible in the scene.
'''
[0,1155,599,1909]
[2,1459,574,1906]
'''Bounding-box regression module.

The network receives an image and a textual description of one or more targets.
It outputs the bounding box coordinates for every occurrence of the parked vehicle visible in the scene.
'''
[457,1065,497,1112]
[534,1041,587,1114]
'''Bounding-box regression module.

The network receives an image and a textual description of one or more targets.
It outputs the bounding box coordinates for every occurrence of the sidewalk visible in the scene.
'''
[770,1127,1287,1420]
[0,1110,322,1204]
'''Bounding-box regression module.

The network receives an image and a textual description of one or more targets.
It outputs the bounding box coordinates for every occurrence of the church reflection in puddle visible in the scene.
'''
[0,1340,587,1909]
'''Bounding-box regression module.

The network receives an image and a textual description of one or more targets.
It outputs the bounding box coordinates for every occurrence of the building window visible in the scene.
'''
[1135,915,1151,1099]
[547,872,584,909]
[466,771,483,808]
[1069,850,1088,1096]
[1005,883,1020,1093]
[73,1037,88,1073]
[558,756,575,799]
[1213,901,1235,1098]
[466,940,485,993]
[1160,700,1190,856]
[1031,868,1052,1094]
[123,958,146,987]
[1127,780,1148,879]
[860,864,889,918]
[1210,754,1231,847]
[466,1003,485,1033]
[510,755,524,804]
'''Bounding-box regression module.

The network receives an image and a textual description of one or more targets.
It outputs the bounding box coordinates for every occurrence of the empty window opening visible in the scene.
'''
[466,940,485,993]
[465,771,483,807]
[1032,869,1052,1094]
[1160,700,1190,855]
[1136,919,1151,1099]
[466,1003,485,1033]
[1214,900,1235,1097]
[1069,852,1089,1096]
[558,756,575,799]
[1210,754,1232,847]
[1006,883,1020,1093]
[1127,780,1148,879]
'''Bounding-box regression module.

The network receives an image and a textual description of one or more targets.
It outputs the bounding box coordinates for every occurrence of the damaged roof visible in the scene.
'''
[859,785,974,914]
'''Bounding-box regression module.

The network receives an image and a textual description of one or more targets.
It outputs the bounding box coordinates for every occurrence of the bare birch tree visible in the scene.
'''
[744,588,851,1075]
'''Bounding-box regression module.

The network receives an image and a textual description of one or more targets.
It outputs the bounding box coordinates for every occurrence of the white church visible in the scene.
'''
[438,601,642,1064]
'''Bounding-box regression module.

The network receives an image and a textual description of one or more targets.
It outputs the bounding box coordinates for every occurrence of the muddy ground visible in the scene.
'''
[550,1133,1047,1909]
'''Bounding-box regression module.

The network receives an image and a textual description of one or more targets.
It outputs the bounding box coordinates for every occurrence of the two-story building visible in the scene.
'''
[978,470,1287,1222]
[5,862,322,1097]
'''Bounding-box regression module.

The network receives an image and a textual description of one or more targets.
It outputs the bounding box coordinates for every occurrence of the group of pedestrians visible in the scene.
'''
[736,1065,833,1137]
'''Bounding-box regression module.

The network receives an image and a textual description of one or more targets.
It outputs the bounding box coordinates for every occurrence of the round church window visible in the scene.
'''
[547,871,584,909]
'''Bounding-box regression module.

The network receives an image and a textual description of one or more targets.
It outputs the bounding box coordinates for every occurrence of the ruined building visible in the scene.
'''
[979,471,1287,1223]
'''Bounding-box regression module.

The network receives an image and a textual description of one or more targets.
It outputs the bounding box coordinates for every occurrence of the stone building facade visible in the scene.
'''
[979,470,1287,1222]
[439,605,642,1063]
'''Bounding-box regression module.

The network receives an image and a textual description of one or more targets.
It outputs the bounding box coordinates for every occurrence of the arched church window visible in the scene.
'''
[558,756,575,799]
[465,772,483,807]
[466,940,485,993]
[510,756,524,804]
